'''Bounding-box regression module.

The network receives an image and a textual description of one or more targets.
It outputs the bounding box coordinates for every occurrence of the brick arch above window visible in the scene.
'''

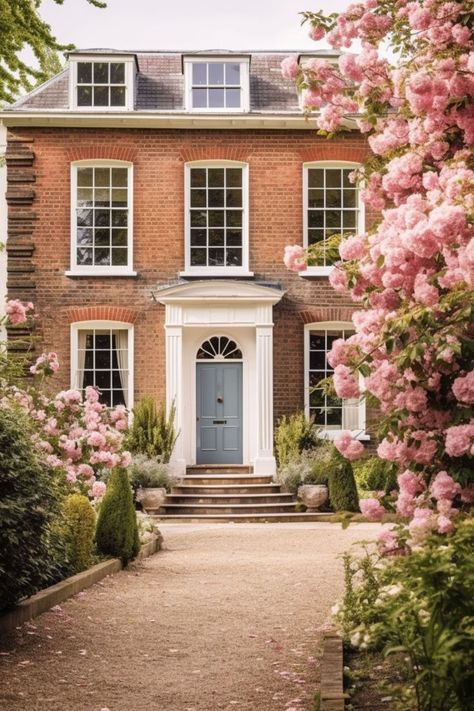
[298,307,355,324]
[298,144,367,163]
[179,146,251,163]
[66,146,138,163]
[68,306,138,324]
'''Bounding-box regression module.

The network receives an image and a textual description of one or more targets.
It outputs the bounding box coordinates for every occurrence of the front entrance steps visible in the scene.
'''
[151,466,330,523]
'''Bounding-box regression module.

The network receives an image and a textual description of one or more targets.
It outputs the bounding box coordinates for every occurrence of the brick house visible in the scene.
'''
[1,49,370,477]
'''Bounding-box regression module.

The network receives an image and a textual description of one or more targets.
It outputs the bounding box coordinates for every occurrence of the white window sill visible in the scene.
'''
[299,266,334,278]
[179,269,254,278]
[65,270,137,277]
[318,431,370,442]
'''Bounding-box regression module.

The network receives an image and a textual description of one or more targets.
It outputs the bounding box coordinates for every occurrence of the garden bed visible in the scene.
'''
[345,649,407,710]
[0,534,162,635]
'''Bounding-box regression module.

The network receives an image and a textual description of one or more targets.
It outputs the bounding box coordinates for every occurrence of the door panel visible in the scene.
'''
[196,362,242,464]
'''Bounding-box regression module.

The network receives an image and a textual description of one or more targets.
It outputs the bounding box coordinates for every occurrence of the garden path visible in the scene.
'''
[0,522,378,711]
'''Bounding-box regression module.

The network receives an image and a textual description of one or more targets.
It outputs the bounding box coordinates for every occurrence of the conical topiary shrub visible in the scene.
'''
[62,494,96,575]
[328,451,360,512]
[95,468,140,565]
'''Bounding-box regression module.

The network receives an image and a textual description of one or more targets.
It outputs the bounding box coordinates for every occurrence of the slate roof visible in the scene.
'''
[9,49,340,113]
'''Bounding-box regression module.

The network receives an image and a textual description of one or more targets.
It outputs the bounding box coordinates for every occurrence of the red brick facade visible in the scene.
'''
[7,126,370,421]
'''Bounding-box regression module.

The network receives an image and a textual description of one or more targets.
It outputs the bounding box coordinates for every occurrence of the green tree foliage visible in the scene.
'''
[126,396,178,463]
[0,405,65,610]
[274,411,319,468]
[62,493,96,574]
[353,456,398,493]
[327,450,359,512]
[95,468,139,565]
[0,0,106,104]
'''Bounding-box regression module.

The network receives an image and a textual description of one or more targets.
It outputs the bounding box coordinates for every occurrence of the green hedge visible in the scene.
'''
[95,468,139,565]
[62,494,96,575]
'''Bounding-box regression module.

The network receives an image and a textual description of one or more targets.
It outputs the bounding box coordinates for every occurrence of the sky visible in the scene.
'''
[40,0,350,52]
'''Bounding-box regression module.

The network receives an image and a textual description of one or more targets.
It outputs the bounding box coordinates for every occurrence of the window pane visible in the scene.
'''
[308,211,324,228]
[77,248,93,265]
[94,86,109,106]
[94,248,110,265]
[112,228,127,246]
[190,210,207,227]
[208,248,225,266]
[209,88,224,107]
[77,188,93,206]
[208,189,224,207]
[110,63,125,84]
[77,168,93,186]
[77,62,92,83]
[95,349,111,369]
[326,211,341,229]
[192,88,207,108]
[190,169,206,187]
[95,187,110,206]
[77,86,92,106]
[308,169,324,188]
[192,63,207,85]
[111,210,127,227]
[112,168,128,187]
[326,189,342,208]
[226,169,242,187]
[226,211,242,227]
[208,229,224,246]
[208,63,224,85]
[208,210,225,226]
[112,189,127,206]
[225,63,240,85]
[95,210,110,227]
[225,89,241,108]
[226,248,242,266]
[227,229,242,246]
[191,189,206,207]
[94,228,110,246]
[190,229,206,246]
[110,86,126,106]
[95,333,111,350]
[226,189,242,207]
[308,229,324,247]
[208,169,224,187]
[326,170,341,188]
[94,63,109,84]
[308,189,324,208]
[77,209,93,227]
[343,170,353,188]
[77,228,93,245]
[190,248,206,266]
[95,168,110,187]
[310,350,326,370]
[111,249,128,266]
[310,333,325,350]
[343,189,356,208]
[343,211,356,229]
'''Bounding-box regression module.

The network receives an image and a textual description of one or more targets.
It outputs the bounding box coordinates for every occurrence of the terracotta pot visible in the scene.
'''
[297,484,328,512]
[138,487,167,513]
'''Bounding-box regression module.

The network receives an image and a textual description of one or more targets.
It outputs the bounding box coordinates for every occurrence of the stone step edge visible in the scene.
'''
[168,493,293,499]
[163,502,298,510]
[155,513,333,522]
[176,483,281,489]
[183,475,272,480]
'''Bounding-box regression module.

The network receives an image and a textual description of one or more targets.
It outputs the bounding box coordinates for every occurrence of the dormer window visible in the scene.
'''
[69,54,136,110]
[183,56,250,112]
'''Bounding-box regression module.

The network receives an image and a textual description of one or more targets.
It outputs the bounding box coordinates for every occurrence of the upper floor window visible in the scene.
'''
[305,322,366,436]
[69,161,134,276]
[302,161,363,276]
[183,56,250,112]
[69,55,135,110]
[181,161,251,277]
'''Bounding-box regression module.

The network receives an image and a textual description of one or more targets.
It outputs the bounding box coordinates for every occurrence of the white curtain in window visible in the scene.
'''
[342,397,360,430]
[77,330,87,390]
[115,329,129,407]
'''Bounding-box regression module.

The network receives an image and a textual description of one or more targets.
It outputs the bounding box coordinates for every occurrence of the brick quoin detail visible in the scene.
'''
[298,307,355,324]
[66,146,138,163]
[179,146,251,163]
[298,144,367,164]
[68,306,138,324]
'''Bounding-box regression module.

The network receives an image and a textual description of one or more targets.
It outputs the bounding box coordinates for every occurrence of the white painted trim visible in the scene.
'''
[70,160,134,275]
[303,321,367,438]
[70,320,134,410]
[184,160,250,275]
[302,160,365,275]
[183,57,250,113]
[69,56,135,111]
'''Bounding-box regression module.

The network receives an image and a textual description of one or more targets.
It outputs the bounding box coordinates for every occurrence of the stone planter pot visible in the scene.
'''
[138,487,167,513]
[297,484,328,512]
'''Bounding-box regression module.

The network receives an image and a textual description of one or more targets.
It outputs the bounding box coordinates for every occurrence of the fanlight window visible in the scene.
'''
[197,336,242,360]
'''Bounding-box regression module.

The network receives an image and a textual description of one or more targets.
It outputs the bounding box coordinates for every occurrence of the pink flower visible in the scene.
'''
[281,56,299,80]
[360,497,385,521]
[444,423,474,457]
[328,267,348,292]
[452,371,474,404]
[308,24,325,41]
[91,481,107,499]
[408,508,435,543]
[437,515,454,534]
[430,471,461,501]
[398,470,425,496]
[377,528,400,553]
[396,491,416,518]
[333,364,360,398]
[283,245,307,272]
[334,431,364,460]
[87,431,107,448]
[5,299,30,325]
[339,235,366,261]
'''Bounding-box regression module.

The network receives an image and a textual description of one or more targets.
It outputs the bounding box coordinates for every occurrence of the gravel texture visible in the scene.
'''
[0,522,379,711]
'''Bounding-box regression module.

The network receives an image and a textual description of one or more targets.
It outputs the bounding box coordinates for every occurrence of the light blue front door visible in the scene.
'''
[196,362,243,465]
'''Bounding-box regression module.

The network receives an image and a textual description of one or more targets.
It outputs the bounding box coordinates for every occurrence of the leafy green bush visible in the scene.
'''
[353,456,398,492]
[327,450,359,512]
[128,454,175,493]
[95,468,140,565]
[126,396,178,463]
[304,441,336,485]
[333,518,474,711]
[0,406,65,611]
[274,411,319,467]
[62,494,96,575]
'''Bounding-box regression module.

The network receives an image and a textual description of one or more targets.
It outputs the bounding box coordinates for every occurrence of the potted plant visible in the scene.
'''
[296,446,332,512]
[128,454,174,513]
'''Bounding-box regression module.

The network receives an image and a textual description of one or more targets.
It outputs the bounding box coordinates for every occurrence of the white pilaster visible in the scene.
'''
[254,324,276,476]
[165,325,186,477]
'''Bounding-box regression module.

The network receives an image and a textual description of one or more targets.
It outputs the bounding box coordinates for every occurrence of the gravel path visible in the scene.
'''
[0,522,378,711]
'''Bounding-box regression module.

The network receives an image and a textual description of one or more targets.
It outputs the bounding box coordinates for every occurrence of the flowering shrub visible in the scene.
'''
[281,0,474,543]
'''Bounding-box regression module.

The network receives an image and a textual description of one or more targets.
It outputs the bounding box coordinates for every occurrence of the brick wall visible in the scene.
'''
[7,126,373,424]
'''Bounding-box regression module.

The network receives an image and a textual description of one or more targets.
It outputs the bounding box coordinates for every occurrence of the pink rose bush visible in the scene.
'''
[282,0,473,546]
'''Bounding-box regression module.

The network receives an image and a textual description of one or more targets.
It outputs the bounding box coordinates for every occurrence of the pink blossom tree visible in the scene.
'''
[282,0,473,548]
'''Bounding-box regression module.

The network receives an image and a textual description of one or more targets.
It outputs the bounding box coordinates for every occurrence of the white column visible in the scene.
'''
[254,324,276,476]
[165,325,186,477]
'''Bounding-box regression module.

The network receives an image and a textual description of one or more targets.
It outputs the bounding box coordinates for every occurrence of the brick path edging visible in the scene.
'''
[320,628,348,711]
[0,535,162,635]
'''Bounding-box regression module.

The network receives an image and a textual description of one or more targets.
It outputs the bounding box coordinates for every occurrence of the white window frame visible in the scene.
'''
[69,55,135,111]
[183,56,250,113]
[70,320,134,410]
[304,321,368,440]
[180,160,253,278]
[300,161,364,278]
[67,159,135,277]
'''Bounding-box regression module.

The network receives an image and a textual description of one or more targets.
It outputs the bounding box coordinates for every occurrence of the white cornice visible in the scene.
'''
[0,111,357,131]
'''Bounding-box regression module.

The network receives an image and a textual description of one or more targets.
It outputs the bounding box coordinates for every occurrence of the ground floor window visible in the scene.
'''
[71,323,132,408]
[305,322,364,433]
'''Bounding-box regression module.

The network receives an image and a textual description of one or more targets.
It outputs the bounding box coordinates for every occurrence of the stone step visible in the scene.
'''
[159,502,298,515]
[174,484,282,495]
[167,493,295,505]
[154,512,333,523]
[182,475,273,486]
[186,465,253,475]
